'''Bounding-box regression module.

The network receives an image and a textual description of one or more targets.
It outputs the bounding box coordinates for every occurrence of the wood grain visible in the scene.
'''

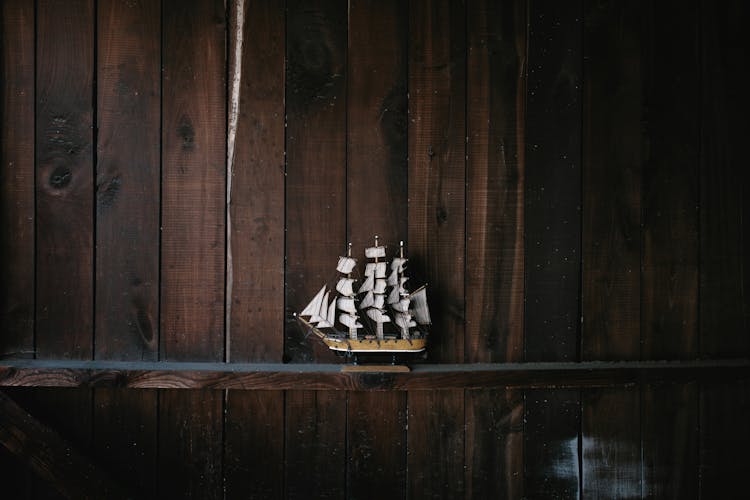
[699,0,749,358]
[642,383,698,498]
[0,390,131,500]
[641,0,699,360]
[158,390,224,500]
[285,390,346,499]
[95,0,160,361]
[224,390,284,499]
[408,0,466,363]
[407,390,465,497]
[229,0,285,362]
[160,2,226,498]
[35,0,94,359]
[699,380,750,498]
[347,391,406,499]
[92,388,157,498]
[465,389,523,498]
[524,389,580,498]
[347,0,407,254]
[285,0,348,363]
[524,0,582,362]
[161,0,226,361]
[582,0,642,361]
[465,0,526,364]
[2,359,748,390]
[0,0,35,359]
[582,387,641,499]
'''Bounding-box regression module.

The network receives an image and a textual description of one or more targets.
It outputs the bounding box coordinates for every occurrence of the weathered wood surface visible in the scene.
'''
[0,390,132,500]
[35,0,94,360]
[582,0,642,361]
[228,0,285,363]
[0,0,34,359]
[1,359,747,390]
[95,0,160,361]
[284,0,347,364]
[409,0,466,364]
[465,0,525,364]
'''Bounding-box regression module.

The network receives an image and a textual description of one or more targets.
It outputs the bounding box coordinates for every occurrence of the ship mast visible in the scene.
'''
[361,235,390,340]
[335,242,362,339]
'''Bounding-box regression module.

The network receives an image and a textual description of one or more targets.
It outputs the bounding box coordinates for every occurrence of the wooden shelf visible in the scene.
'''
[1,359,748,391]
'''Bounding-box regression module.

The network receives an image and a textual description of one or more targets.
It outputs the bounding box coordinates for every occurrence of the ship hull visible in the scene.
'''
[298,316,426,353]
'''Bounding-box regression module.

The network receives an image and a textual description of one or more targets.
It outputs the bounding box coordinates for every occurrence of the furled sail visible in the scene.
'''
[365,245,386,259]
[336,256,357,274]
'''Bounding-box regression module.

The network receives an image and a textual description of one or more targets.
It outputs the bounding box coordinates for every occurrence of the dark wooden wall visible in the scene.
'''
[1,0,748,498]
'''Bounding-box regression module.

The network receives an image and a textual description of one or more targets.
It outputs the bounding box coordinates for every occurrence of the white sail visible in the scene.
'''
[311,291,331,324]
[374,279,387,294]
[300,285,326,317]
[365,245,386,259]
[359,291,374,309]
[392,298,410,313]
[387,268,399,286]
[364,262,387,278]
[339,313,363,329]
[337,296,357,314]
[409,286,431,325]
[317,299,336,328]
[366,308,391,323]
[358,274,374,294]
[373,294,385,310]
[394,312,417,329]
[336,256,357,274]
[387,285,400,304]
[336,278,355,297]
[390,257,407,273]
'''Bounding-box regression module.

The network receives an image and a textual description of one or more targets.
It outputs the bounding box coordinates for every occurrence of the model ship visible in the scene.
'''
[296,237,431,356]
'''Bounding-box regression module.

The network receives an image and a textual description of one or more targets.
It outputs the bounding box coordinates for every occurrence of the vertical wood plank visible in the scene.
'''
[285,0,347,363]
[465,389,523,499]
[641,0,699,360]
[524,0,581,362]
[158,389,224,500]
[228,0,285,362]
[285,390,346,500]
[0,0,35,359]
[407,390,465,498]
[347,0,407,253]
[524,389,580,499]
[160,1,226,498]
[699,0,749,357]
[466,0,526,364]
[95,0,160,361]
[93,388,157,499]
[699,380,750,498]
[36,0,94,359]
[409,0,466,364]
[225,390,284,500]
[161,0,226,362]
[642,383,698,499]
[582,387,641,499]
[582,0,642,361]
[347,392,407,500]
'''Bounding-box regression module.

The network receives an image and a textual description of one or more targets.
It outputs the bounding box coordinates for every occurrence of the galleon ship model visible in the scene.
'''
[295,237,431,357]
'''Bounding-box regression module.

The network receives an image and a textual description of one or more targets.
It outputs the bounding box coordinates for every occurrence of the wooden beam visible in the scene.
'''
[0,360,747,391]
[0,390,134,499]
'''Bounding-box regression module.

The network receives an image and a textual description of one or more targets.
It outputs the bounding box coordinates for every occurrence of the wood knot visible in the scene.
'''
[436,206,448,225]
[49,166,72,189]
[177,115,195,151]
